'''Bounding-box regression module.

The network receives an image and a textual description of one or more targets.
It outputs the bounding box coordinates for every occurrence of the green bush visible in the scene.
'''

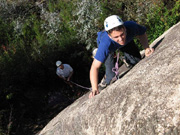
[0,0,180,134]
[145,0,180,43]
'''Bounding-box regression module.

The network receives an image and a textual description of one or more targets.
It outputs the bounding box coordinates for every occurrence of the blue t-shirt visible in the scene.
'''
[95,21,146,63]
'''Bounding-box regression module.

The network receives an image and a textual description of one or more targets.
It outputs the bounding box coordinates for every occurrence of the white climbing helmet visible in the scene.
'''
[56,60,62,67]
[104,15,124,31]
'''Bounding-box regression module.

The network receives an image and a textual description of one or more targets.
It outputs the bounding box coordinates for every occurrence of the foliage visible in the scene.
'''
[100,0,156,24]
[71,0,102,50]
[0,0,179,134]
[0,1,91,134]
[145,0,180,43]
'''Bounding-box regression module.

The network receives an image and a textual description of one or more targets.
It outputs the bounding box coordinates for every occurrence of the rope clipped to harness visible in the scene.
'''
[112,52,120,80]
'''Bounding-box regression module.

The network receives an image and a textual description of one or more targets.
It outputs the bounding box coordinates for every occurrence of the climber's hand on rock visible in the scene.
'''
[145,48,154,57]
[89,89,99,98]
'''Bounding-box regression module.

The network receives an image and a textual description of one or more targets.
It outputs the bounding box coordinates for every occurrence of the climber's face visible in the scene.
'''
[109,28,126,45]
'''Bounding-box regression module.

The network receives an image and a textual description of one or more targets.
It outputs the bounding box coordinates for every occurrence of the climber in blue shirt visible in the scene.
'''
[89,15,154,98]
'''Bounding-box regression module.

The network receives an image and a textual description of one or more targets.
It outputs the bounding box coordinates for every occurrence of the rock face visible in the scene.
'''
[39,22,180,135]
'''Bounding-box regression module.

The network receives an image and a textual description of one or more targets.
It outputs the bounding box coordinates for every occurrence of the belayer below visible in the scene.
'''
[56,60,73,87]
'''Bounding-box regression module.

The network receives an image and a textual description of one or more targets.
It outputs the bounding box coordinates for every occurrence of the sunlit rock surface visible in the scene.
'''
[39,22,180,135]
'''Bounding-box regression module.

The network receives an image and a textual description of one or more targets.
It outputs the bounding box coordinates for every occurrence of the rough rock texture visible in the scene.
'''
[39,22,180,135]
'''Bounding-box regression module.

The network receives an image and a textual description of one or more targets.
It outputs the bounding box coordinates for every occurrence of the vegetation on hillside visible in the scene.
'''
[0,0,179,134]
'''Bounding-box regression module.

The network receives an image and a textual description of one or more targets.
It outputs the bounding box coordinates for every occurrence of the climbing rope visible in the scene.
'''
[112,52,120,80]
[69,81,91,91]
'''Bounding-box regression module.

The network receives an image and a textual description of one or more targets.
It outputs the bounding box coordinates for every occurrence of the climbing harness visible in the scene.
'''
[69,81,91,91]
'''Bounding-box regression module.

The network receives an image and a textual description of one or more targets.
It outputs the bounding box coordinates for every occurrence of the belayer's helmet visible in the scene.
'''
[56,60,62,67]
[104,15,124,31]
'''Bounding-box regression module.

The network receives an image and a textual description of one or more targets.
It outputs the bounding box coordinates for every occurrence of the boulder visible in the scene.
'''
[39,22,180,135]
